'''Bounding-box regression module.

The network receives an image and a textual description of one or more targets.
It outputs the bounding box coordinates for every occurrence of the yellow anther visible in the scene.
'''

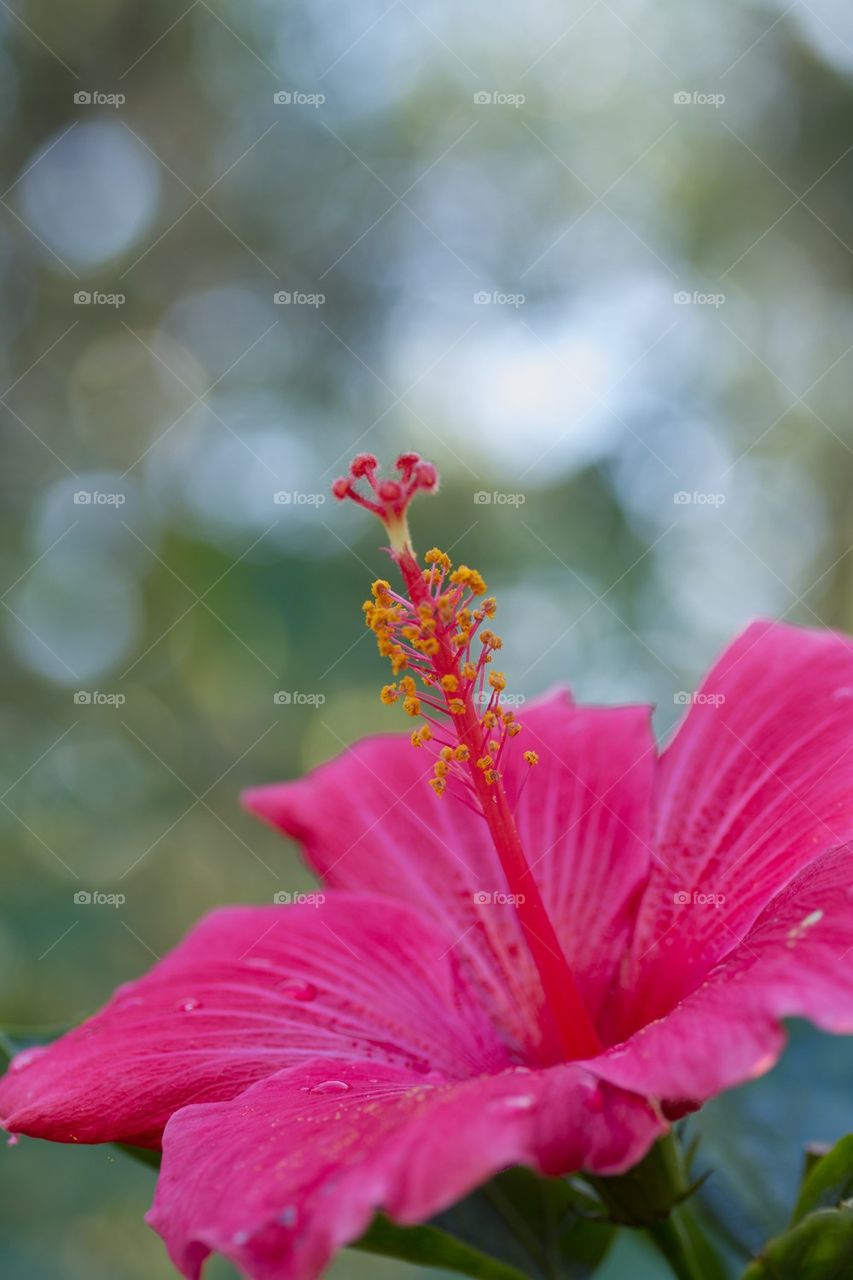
[434,759,449,778]
[484,769,498,785]
[380,684,398,705]
[440,674,458,692]
[418,636,440,656]
[429,777,446,796]
[480,630,503,650]
[462,662,476,680]
[371,579,392,601]
[448,698,465,715]
[454,744,470,761]
[507,722,522,737]
[502,709,515,723]
[419,724,432,742]
[391,651,408,674]
[524,750,539,766]
[483,598,497,617]
[488,739,500,753]
[425,548,452,571]
[440,746,453,762]
[483,710,498,729]
[411,729,423,748]
[489,671,507,692]
[476,754,493,770]
[403,695,421,717]
[450,565,487,596]
[399,676,416,696]
[451,633,469,649]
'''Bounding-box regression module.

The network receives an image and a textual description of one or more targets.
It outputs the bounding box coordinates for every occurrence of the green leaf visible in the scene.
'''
[792,1134,853,1223]
[353,1214,532,1280]
[355,1167,614,1280]
[741,1206,853,1279]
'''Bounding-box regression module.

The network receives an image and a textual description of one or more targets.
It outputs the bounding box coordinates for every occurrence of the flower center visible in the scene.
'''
[333,452,602,1063]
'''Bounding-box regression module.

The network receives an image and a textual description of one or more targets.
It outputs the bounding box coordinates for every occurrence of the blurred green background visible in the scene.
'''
[2,0,853,1276]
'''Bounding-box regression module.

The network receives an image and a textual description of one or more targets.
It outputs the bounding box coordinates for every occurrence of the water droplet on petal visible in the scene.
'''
[232,1230,250,1246]
[279,1206,298,1227]
[7,1134,20,1146]
[279,981,317,1002]
[310,1079,350,1095]
[176,997,203,1012]
[9,1047,47,1072]
[491,1094,536,1113]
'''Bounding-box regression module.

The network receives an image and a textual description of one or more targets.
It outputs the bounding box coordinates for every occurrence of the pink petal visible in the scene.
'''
[148,1058,661,1280]
[596,843,853,1106]
[0,895,507,1146]
[243,691,655,1054]
[627,620,853,1024]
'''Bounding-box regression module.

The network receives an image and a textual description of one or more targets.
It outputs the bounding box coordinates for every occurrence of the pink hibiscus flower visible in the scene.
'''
[3,452,853,1280]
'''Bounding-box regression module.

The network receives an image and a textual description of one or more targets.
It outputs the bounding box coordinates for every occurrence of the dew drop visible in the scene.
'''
[491,1094,536,1113]
[9,1047,47,1072]
[310,1079,350,1095]
[280,981,317,1002]
[176,997,203,1013]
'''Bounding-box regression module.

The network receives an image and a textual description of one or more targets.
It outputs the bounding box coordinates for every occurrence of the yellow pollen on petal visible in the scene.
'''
[524,751,539,766]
